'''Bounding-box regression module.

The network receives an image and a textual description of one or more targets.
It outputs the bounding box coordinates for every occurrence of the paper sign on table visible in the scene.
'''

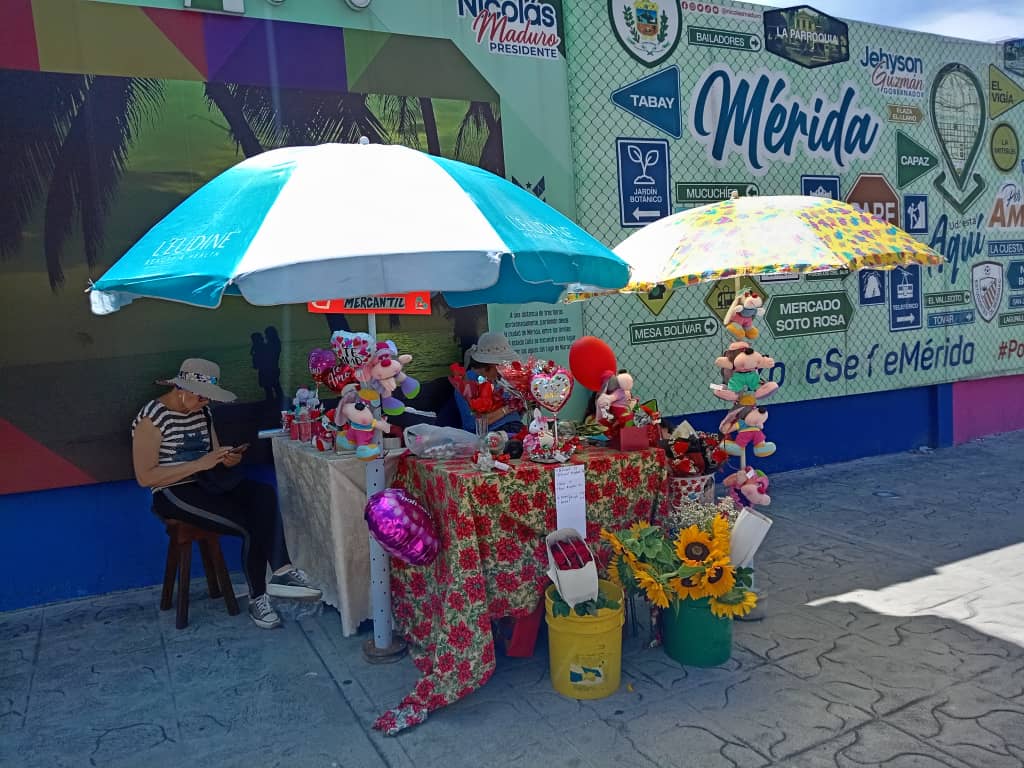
[554,464,587,534]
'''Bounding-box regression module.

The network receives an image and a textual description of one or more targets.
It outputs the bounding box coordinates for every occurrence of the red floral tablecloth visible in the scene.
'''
[372,447,669,735]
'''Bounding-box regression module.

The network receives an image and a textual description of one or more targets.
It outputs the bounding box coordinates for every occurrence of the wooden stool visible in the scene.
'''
[160,519,240,629]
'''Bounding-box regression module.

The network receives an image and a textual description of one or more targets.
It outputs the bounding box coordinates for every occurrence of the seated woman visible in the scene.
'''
[453,332,524,434]
[131,358,321,630]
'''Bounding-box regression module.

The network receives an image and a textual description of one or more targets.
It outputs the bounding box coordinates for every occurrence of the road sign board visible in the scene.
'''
[687,26,761,52]
[896,132,939,188]
[806,268,850,281]
[629,316,719,345]
[925,290,970,308]
[858,269,886,306]
[704,276,766,322]
[801,175,840,199]
[889,265,922,331]
[616,138,670,228]
[887,104,924,124]
[846,173,900,226]
[903,194,929,234]
[307,292,431,315]
[675,182,759,206]
[927,309,975,328]
[999,311,1024,326]
[611,67,682,139]
[989,64,1024,119]
[636,284,674,316]
[1008,260,1024,291]
[765,291,853,338]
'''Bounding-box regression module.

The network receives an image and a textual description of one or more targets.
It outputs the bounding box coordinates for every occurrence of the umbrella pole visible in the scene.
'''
[363,313,407,663]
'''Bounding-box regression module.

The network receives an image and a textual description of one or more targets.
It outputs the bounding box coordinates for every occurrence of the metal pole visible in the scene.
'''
[363,312,406,662]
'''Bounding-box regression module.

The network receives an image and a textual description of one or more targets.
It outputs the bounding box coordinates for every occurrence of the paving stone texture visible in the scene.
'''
[1,432,1023,767]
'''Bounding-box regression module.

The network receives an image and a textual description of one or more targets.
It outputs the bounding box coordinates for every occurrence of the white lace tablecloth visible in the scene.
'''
[272,437,403,636]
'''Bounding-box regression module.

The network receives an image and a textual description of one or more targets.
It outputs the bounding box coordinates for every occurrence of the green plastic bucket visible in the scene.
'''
[661,597,732,667]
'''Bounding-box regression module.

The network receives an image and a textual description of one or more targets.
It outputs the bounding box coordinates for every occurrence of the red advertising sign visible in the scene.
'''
[845,173,900,227]
[307,292,432,315]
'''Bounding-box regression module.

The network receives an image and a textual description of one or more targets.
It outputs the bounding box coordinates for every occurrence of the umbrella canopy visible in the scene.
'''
[89,143,630,314]
[567,195,942,300]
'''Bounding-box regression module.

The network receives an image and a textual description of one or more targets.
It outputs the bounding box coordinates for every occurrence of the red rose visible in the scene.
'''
[509,492,530,516]
[448,621,474,651]
[459,548,479,571]
[473,482,501,507]
[552,550,571,569]
[437,652,456,673]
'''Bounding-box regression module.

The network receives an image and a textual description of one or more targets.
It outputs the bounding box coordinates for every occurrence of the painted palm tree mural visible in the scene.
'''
[0,70,503,291]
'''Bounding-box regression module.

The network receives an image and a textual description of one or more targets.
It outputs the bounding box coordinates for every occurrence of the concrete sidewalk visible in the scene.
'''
[2,433,1023,767]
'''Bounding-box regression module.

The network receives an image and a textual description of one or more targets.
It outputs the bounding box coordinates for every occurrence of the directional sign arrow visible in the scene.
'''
[897,314,915,323]
[633,208,661,219]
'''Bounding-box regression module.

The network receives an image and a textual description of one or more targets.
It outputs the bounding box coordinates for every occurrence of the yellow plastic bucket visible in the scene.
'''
[544,579,624,700]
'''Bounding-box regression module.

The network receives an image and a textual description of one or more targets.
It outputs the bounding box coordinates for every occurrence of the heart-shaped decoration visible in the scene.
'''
[530,368,573,413]
[325,363,356,394]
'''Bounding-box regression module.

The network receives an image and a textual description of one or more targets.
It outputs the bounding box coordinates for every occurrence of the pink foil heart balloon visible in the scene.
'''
[364,488,439,566]
[530,367,574,413]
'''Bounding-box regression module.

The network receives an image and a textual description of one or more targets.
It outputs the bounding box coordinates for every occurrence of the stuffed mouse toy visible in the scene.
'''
[334,385,390,460]
[719,405,776,458]
[713,342,780,404]
[724,291,765,340]
[724,467,771,508]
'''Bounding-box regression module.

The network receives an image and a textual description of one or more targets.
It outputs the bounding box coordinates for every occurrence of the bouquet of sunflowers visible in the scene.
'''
[599,515,757,619]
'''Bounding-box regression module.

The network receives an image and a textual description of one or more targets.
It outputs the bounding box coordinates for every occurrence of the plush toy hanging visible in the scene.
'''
[723,291,765,340]
[356,340,421,417]
[719,405,776,458]
[713,342,780,404]
[723,467,771,508]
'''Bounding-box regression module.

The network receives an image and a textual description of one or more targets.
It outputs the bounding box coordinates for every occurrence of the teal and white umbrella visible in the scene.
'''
[89,143,629,314]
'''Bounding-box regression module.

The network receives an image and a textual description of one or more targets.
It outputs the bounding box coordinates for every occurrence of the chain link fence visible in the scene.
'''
[561,0,1024,420]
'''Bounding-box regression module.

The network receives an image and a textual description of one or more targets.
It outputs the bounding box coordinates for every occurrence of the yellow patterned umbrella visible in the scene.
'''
[567,195,943,300]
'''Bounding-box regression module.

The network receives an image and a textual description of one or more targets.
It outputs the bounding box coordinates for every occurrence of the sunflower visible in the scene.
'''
[701,560,736,598]
[634,569,670,608]
[621,547,642,571]
[675,525,713,565]
[629,520,651,537]
[709,590,757,619]
[607,555,621,584]
[600,529,624,555]
[710,516,731,558]
[668,574,706,600]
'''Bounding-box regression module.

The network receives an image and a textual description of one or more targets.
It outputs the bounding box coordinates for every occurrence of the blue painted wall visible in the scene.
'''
[0,387,942,612]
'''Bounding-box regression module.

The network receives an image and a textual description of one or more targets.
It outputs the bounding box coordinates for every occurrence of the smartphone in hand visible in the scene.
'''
[228,443,250,455]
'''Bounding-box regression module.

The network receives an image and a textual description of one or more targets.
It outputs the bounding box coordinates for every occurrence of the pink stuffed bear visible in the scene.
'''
[719,405,776,458]
[596,369,637,422]
[356,341,421,416]
[723,467,771,508]
[724,291,765,340]
[334,385,389,461]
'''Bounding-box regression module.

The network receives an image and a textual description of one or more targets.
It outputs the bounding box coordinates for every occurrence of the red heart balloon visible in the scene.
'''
[569,336,617,392]
[325,363,355,393]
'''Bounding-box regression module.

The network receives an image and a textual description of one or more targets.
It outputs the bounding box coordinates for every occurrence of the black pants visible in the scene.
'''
[154,479,291,598]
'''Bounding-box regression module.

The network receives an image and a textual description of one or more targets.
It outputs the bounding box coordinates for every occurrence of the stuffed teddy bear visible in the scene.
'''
[334,385,389,460]
[719,405,776,458]
[724,291,765,340]
[723,467,771,508]
[596,370,635,422]
[293,387,320,412]
[713,342,780,404]
[356,340,420,417]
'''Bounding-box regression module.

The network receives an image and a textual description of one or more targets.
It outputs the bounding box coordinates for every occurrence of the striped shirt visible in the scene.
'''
[132,400,212,466]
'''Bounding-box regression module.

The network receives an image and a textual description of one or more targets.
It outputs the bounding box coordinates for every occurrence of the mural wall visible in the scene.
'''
[563,0,1024,418]
[0,0,572,493]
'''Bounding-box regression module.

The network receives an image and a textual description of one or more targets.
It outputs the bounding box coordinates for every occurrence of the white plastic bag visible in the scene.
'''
[404,424,479,459]
[730,507,773,568]
[545,528,598,609]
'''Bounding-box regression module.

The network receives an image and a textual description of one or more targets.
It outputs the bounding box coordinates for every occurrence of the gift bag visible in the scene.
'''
[545,528,598,609]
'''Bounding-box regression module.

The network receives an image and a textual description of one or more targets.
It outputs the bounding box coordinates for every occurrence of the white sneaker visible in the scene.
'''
[267,568,323,599]
[249,593,282,629]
